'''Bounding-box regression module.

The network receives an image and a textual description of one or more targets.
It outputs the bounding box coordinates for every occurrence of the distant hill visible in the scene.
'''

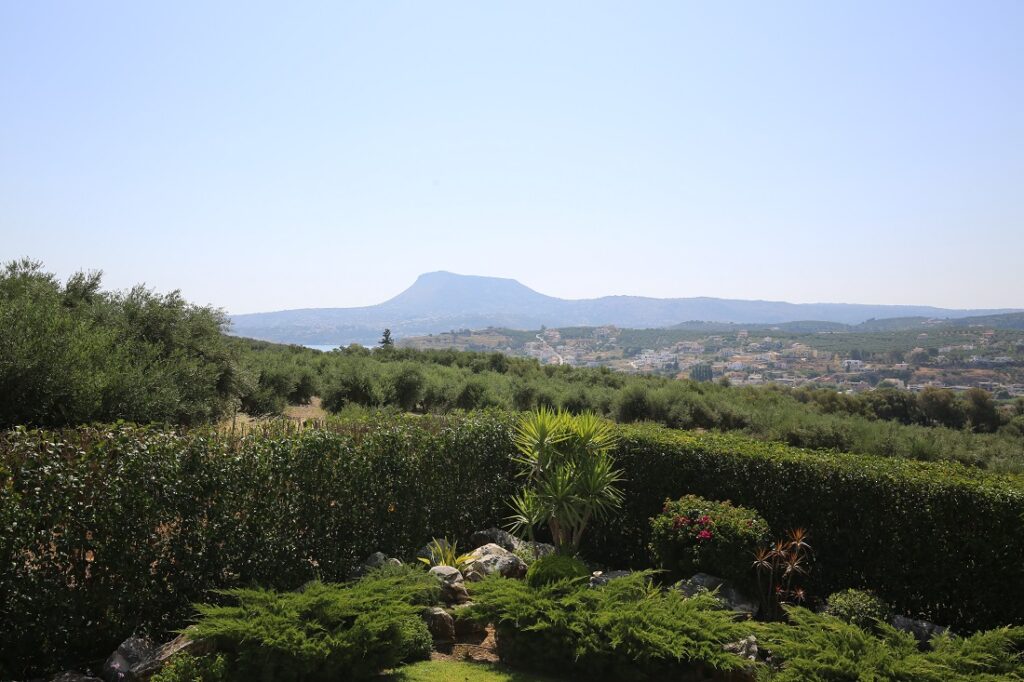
[228,271,1021,345]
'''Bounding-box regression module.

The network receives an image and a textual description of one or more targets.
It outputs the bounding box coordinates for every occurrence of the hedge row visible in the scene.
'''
[0,415,519,677]
[3,412,1023,675]
[584,424,1024,632]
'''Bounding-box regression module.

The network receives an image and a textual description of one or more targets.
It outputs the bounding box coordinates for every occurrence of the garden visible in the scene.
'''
[2,409,1024,681]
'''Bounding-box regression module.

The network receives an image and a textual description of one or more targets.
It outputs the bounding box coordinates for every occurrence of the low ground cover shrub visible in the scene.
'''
[525,554,590,587]
[752,607,1024,681]
[824,589,892,630]
[181,566,436,681]
[649,494,769,587]
[465,572,750,680]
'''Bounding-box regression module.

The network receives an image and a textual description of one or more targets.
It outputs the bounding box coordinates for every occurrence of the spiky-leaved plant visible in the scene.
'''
[506,408,624,553]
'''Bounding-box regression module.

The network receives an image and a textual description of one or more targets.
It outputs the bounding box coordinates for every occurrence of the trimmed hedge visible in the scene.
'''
[0,415,519,677]
[583,424,1024,632]
[3,412,1024,675]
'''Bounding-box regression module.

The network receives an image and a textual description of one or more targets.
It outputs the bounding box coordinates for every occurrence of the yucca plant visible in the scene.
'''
[506,408,624,554]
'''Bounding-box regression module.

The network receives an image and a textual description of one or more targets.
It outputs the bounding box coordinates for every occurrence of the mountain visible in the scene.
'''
[228,271,1021,345]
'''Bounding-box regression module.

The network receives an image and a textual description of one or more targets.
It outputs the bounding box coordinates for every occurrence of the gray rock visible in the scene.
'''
[101,632,210,682]
[462,543,527,581]
[422,606,455,643]
[348,551,394,579]
[50,673,102,682]
[103,637,157,682]
[724,635,759,661]
[520,541,556,560]
[469,528,522,552]
[385,557,403,567]
[891,615,949,645]
[429,565,471,604]
[589,569,633,587]
[675,573,757,618]
[363,551,388,569]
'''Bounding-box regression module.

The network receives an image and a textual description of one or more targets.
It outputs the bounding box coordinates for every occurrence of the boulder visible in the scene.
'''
[589,569,633,588]
[462,543,527,581]
[520,541,556,560]
[724,634,759,662]
[891,615,948,645]
[101,632,210,682]
[363,551,388,569]
[469,528,522,552]
[429,565,471,604]
[103,637,157,682]
[675,573,757,618]
[422,606,455,643]
[348,551,396,579]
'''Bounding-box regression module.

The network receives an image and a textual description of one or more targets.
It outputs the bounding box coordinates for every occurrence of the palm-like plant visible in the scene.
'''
[507,408,624,554]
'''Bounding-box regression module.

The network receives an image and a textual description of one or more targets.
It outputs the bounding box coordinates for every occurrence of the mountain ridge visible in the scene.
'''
[228,271,1022,345]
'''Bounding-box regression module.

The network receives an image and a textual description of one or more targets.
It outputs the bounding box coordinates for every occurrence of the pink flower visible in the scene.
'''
[697,529,713,541]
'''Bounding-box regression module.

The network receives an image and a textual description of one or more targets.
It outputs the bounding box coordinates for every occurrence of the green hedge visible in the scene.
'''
[0,415,519,677]
[582,424,1024,632]
[3,412,1024,675]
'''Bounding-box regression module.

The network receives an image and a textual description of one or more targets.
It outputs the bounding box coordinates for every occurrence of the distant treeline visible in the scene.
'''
[235,340,1024,473]
[3,260,1022,472]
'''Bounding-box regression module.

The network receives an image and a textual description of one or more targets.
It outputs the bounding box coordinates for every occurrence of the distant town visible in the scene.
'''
[402,323,1024,399]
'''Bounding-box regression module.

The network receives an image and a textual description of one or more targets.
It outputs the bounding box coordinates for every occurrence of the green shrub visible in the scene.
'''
[824,589,892,630]
[0,414,518,677]
[584,423,1024,632]
[185,568,436,681]
[525,554,590,587]
[465,572,749,680]
[649,494,769,587]
[753,607,1024,681]
[4,413,1024,675]
[150,653,229,682]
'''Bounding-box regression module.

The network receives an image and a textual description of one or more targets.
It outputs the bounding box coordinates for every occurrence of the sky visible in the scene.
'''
[2,1,1022,314]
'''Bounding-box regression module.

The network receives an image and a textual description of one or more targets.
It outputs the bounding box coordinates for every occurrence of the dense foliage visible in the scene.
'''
[649,495,769,587]
[753,607,1024,681]
[824,589,893,630]
[238,342,1024,472]
[181,567,436,681]
[465,573,749,679]
[3,413,1023,674]
[525,554,590,588]
[0,259,239,427]
[0,415,517,677]
[588,422,1024,631]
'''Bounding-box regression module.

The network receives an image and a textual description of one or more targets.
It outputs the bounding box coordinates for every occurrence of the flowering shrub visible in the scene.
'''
[649,495,769,587]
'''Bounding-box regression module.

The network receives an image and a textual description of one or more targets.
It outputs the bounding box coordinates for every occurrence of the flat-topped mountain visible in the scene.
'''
[228,271,1021,345]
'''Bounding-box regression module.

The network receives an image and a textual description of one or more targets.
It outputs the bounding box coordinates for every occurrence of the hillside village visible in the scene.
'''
[403,324,1024,398]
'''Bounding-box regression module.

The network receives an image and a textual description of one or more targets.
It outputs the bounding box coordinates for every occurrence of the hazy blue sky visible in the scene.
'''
[2,1,1022,314]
